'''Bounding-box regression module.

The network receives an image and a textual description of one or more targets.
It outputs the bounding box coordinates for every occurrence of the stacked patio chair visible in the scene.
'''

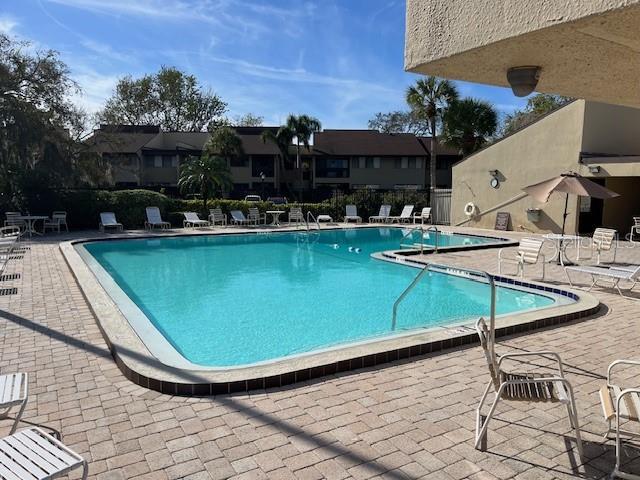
[208,208,228,227]
[43,211,69,233]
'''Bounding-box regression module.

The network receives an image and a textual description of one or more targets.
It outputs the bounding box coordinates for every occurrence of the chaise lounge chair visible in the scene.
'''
[369,205,391,223]
[344,205,361,223]
[230,210,252,226]
[145,207,171,230]
[389,205,414,223]
[183,212,210,228]
[0,427,87,479]
[475,317,583,457]
[99,212,123,232]
[413,207,432,225]
[208,208,228,227]
[498,237,545,280]
[565,264,640,298]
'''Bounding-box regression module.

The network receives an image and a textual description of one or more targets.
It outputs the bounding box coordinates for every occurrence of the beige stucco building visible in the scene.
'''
[452,100,640,235]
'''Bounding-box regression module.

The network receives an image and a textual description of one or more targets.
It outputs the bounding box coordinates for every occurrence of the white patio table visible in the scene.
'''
[16,215,49,238]
[543,233,583,266]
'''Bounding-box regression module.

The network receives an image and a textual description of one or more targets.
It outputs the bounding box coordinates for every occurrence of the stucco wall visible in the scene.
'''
[451,100,586,233]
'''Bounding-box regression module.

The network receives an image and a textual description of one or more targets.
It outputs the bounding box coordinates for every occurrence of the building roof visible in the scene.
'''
[142,132,210,151]
[313,130,426,156]
[416,137,462,156]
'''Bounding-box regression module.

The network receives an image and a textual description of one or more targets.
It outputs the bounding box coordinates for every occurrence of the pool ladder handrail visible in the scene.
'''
[399,225,440,254]
[305,211,320,231]
[391,263,496,341]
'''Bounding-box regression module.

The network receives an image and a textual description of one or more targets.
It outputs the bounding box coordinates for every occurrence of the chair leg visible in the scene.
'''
[565,382,584,459]
[10,396,27,434]
[475,382,503,450]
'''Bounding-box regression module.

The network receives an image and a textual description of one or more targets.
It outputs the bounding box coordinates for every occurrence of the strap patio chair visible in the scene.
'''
[208,208,228,226]
[498,237,545,280]
[344,205,361,223]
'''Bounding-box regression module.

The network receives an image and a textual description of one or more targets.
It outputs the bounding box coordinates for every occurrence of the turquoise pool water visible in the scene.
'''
[83,228,555,367]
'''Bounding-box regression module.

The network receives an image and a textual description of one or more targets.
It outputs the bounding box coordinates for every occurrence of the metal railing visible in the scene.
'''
[305,211,320,231]
[391,263,496,337]
[399,225,441,254]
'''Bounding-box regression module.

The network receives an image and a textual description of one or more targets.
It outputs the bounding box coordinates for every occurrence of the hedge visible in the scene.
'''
[7,188,429,230]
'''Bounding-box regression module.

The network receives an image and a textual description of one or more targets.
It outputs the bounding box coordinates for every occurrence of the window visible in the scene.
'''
[251,155,275,177]
[230,155,249,167]
[162,156,173,168]
[407,157,416,169]
[316,158,349,178]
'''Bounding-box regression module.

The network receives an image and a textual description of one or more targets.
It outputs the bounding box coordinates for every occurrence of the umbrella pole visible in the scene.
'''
[558,193,569,265]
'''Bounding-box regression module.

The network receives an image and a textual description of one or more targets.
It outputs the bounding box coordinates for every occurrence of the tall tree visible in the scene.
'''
[0,34,106,210]
[367,110,429,135]
[209,126,244,166]
[285,114,321,169]
[501,94,572,136]
[178,147,233,212]
[261,126,294,194]
[406,77,459,194]
[441,99,498,156]
[233,113,264,127]
[97,66,227,131]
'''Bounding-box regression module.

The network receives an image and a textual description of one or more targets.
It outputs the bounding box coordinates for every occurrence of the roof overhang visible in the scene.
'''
[404,0,640,108]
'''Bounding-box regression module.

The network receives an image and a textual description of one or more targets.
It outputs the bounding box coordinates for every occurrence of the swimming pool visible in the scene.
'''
[79,228,563,368]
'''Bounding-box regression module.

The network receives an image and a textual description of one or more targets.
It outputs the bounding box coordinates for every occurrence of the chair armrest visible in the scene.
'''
[616,388,640,413]
[498,351,565,376]
[607,359,640,386]
[497,248,505,260]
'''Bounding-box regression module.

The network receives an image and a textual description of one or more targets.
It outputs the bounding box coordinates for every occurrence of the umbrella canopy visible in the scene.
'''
[523,172,619,203]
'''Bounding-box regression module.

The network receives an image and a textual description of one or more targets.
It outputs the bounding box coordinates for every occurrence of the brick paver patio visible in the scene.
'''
[1,227,639,479]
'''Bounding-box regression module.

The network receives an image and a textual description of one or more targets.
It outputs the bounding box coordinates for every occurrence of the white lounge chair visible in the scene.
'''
[208,208,228,226]
[369,205,391,223]
[344,205,361,223]
[99,212,123,232]
[230,210,251,226]
[475,317,583,456]
[389,205,414,223]
[413,207,432,225]
[288,207,304,226]
[498,237,545,280]
[600,359,640,480]
[565,264,640,298]
[577,227,617,264]
[4,212,25,233]
[43,211,69,234]
[145,207,171,230]
[183,212,210,228]
[0,427,87,479]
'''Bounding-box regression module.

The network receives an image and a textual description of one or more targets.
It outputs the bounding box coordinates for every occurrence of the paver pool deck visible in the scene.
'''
[1,224,639,479]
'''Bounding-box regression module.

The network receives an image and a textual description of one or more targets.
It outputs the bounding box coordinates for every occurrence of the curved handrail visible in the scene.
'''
[399,225,441,254]
[391,263,495,344]
[305,211,320,231]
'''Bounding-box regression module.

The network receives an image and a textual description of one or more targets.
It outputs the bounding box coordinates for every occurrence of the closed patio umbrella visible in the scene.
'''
[522,172,619,236]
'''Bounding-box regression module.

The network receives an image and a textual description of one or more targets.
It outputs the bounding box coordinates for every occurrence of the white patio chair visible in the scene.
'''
[230,210,251,226]
[0,427,87,479]
[144,207,170,230]
[248,208,266,226]
[0,372,28,434]
[389,205,414,223]
[498,237,546,280]
[600,359,640,480]
[344,205,361,223]
[182,212,210,228]
[4,212,25,233]
[99,212,123,232]
[565,264,640,298]
[413,207,432,225]
[43,211,69,234]
[208,208,227,226]
[630,217,640,243]
[475,317,583,456]
[369,205,391,223]
[577,227,617,264]
[288,207,304,226]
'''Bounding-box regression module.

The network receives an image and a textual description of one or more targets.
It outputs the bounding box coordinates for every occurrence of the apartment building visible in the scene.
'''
[86,125,461,196]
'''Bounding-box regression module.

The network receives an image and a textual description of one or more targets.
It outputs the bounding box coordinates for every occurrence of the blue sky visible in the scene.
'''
[1,0,528,129]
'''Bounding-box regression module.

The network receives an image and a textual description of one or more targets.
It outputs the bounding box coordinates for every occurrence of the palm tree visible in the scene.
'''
[441,98,498,156]
[261,126,294,194]
[209,126,244,165]
[406,77,459,195]
[178,152,233,212]
[285,114,322,169]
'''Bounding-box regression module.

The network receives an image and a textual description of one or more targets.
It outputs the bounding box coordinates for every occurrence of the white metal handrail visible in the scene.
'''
[391,263,496,339]
[305,211,320,231]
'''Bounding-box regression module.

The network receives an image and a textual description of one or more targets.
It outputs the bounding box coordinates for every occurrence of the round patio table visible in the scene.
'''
[16,215,49,238]
[543,233,583,266]
[266,210,284,226]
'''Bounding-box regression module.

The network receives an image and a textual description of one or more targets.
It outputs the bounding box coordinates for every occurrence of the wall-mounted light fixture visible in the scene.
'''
[588,165,601,174]
[489,169,499,177]
[506,66,541,97]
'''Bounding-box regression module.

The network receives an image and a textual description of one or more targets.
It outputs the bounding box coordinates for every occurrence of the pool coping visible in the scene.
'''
[60,229,601,396]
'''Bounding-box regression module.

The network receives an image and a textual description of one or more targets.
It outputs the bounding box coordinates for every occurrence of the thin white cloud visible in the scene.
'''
[80,38,135,63]
[0,15,19,34]
[68,65,120,115]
